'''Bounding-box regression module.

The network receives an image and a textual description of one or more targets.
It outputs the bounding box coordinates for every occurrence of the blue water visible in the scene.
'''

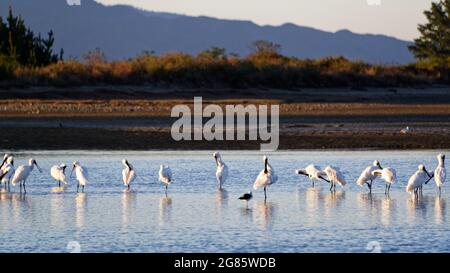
[0,150,448,253]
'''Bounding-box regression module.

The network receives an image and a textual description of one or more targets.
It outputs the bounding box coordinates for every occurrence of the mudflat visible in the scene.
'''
[1,86,449,150]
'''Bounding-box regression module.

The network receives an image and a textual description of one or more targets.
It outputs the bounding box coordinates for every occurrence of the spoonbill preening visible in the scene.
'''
[122,159,136,190]
[296,164,329,187]
[324,166,347,192]
[213,152,228,189]
[253,156,278,201]
[356,160,382,193]
[50,164,68,187]
[159,164,172,195]
[372,167,397,195]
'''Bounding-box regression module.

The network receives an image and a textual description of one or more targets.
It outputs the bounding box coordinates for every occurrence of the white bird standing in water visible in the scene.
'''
[372,167,397,195]
[0,156,15,191]
[296,164,329,187]
[50,164,68,187]
[406,164,432,196]
[213,152,228,189]
[432,154,446,195]
[253,156,278,201]
[0,153,11,177]
[324,166,347,191]
[356,160,382,193]
[122,159,136,190]
[71,161,88,193]
[11,158,42,194]
[159,164,172,195]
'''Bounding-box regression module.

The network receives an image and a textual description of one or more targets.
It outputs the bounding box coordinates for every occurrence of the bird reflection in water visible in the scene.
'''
[253,201,276,230]
[50,193,65,228]
[159,195,172,226]
[381,195,396,226]
[75,193,87,228]
[434,196,446,225]
[406,194,427,223]
[322,191,346,214]
[122,190,136,226]
[51,185,67,193]
[215,188,228,215]
[9,193,28,223]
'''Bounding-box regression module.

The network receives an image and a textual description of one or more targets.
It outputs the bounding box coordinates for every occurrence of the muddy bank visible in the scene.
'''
[1,127,449,150]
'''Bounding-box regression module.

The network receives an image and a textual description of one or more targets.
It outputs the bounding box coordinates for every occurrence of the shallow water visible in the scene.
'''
[0,150,448,253]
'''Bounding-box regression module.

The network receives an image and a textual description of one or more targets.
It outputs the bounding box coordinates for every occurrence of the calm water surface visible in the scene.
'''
[0,150,448,253]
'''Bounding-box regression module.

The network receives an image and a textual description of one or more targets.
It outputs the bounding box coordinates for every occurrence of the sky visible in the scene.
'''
[94,0,436,41]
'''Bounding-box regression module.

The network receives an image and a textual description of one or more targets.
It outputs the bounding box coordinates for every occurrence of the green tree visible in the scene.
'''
[409,0,450,79]
[0,7,59,66]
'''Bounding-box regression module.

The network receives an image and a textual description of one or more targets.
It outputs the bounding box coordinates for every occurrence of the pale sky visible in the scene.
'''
[95,0,436,41]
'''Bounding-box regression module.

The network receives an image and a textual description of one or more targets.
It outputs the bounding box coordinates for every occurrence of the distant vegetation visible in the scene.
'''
[0,5,449,88]
[409,0,450,81]
[0,7,60,79]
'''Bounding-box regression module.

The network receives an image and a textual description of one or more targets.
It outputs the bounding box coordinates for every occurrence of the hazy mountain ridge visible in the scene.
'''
[0,0,414,63]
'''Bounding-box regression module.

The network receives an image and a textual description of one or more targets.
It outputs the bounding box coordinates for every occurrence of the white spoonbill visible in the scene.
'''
[213,152,228,189]
[11,158,42,193]
[356,160,382,193]
[0,153,11,177]
[50,164,68,187]
[324,166,347,192]
[122,159,136,190]
[406,165,432,196]
[159,164,172,194]
[432,154,446,195]
[253,156,278,201]
[372,167,397,194]
[71,161,88,193]
[296,164,329,187]
[0,156,14,191]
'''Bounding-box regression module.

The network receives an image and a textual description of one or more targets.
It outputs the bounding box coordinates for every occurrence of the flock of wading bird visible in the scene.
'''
[0,152,447,206]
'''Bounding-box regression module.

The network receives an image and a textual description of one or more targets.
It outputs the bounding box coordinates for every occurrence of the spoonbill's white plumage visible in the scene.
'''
[71,161,88,193]
[356,160,382,193]
[324,166,347,191]
[0,156,14,191]
[406,165,432,196]
[238,191,253,208]
[159,164,172,194]
[296,164,329,186]
[372,167,397,194]
[433,154,446,195]
[213,152,228,189]
[122,159,136,190]
[10,158,42,193]
[253,156,278,201]
[0,153,11,177]
[50,164,67,187]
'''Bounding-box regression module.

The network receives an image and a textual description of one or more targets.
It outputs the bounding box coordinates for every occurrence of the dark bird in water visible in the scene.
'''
[239,191,253,208]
